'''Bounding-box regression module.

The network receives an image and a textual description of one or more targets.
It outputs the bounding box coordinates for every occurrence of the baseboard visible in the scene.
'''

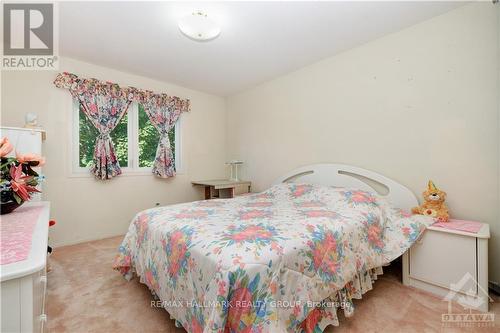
[51,233,125,248]
[489,281,500,295]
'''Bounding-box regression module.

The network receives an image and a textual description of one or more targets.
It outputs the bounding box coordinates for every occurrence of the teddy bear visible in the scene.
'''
[411,180,449,222]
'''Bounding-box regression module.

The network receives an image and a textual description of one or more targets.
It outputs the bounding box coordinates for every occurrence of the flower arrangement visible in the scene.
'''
[0,137,45,214]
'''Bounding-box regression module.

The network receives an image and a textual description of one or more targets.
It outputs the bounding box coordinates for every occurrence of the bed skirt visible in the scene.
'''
[300,266,384,332]
[136,265,385,333]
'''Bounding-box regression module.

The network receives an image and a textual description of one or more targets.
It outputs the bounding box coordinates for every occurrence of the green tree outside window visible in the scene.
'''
[78,103,175,170]
[138,104,175,168]
[79,105,128,168]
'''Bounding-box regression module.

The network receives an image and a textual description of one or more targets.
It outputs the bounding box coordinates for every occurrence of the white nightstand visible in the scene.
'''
[402,220,490,312]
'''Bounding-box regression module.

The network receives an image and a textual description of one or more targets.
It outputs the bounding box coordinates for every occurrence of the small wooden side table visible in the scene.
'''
[191,180,251,199]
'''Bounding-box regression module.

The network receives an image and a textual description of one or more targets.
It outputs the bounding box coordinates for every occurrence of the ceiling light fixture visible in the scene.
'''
[178,11,221,42]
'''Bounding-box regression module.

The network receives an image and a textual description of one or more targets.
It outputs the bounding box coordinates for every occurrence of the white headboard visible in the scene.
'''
[273,164,418,211]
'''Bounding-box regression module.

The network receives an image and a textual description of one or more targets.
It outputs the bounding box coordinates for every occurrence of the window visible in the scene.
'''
[72,101,181,175]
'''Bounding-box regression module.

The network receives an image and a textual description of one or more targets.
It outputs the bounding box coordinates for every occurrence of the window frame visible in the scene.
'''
[70,100,182,177]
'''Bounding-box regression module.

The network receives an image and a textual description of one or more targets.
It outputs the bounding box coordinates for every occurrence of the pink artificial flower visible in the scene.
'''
[15,152,45,166]
[9,164,40,202]
[0,137,13,157]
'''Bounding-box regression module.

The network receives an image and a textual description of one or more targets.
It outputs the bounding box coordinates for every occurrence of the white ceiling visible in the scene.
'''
[60,1,465,96]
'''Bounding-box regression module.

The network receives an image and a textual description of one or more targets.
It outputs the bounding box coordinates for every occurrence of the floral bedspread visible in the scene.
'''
[114,183,432,333]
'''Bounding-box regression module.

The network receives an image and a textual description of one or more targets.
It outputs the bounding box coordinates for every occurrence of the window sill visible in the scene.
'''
[68,169,185,178]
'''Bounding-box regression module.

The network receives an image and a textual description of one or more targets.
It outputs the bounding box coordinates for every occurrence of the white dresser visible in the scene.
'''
[1,202,50,333]
[0,127,44,156]
[402,222,490,312]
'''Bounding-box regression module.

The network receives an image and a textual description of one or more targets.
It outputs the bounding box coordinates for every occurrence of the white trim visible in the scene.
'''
[69,100,182,177]
[427,223,490,239]
[70,99,88,175]
[52,232,125,248]
[0,126,45,133]
[128,102,137,169]
[0,126,46,141]
[173,118,183,174]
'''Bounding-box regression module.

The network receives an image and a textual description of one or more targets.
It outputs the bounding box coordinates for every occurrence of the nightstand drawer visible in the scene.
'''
[409,230,477,295]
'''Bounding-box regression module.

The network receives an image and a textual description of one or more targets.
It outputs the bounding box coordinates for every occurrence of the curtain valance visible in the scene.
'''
[53,72,191,112]
[53,72,190,180]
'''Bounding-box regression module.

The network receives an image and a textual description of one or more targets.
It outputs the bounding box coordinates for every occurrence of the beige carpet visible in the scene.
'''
[47,236,499,333]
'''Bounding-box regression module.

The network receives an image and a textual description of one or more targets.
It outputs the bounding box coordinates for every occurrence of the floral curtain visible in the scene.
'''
[54,72,190,180]
[139,94,188,178]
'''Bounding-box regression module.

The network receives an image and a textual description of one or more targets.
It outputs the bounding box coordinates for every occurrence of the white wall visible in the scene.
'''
[226,4,500,282]
[1,57,227,246]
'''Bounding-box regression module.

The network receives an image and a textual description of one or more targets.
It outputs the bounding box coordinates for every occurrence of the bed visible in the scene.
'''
[114,164,433,333]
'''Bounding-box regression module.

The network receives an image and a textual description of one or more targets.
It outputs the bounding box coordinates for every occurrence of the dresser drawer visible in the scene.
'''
[409,230,477,295]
